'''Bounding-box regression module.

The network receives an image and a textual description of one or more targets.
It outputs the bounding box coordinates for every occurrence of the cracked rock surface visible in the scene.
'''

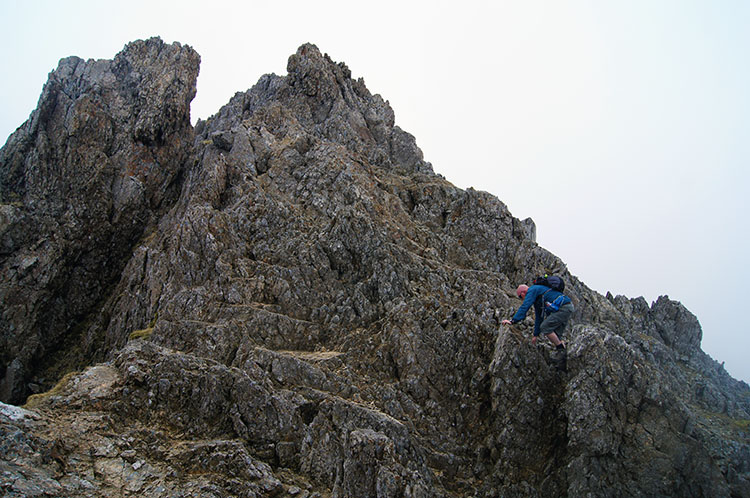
[1,39,748,497]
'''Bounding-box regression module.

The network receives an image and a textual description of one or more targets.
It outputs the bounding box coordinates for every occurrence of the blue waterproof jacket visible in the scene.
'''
[511,285,571,336]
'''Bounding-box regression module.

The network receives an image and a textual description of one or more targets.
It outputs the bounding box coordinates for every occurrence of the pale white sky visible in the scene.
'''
[1,0,748,382]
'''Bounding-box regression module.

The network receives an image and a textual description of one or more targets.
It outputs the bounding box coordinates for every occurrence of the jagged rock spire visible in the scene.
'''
[0,37,199,403]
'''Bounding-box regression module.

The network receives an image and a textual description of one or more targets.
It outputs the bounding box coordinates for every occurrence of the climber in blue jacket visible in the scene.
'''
[502,284,574,351]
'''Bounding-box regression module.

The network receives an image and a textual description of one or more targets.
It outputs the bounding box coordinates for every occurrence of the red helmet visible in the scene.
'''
[516,284,529,298]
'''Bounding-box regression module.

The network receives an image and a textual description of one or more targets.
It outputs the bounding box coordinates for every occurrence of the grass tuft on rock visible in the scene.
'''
[23,371,79,409]
[129,327,154,341]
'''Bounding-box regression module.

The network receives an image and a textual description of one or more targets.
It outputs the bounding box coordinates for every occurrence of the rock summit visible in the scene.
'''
[1,38,748,497]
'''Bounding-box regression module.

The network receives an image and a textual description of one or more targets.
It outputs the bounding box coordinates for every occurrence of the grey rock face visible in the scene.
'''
[0,38,199,404]
[0,40,748,497]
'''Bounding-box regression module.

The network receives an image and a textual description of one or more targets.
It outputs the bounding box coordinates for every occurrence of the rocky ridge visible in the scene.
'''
[1,38,748,497]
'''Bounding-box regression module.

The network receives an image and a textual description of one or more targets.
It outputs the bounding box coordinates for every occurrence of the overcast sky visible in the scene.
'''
[1,0,748,383]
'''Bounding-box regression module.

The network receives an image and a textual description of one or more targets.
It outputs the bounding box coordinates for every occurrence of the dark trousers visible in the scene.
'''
[540,303,574,337]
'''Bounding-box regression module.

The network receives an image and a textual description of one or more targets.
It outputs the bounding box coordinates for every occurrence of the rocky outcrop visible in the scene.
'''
[0,38,200,404]
[1,39,748,497]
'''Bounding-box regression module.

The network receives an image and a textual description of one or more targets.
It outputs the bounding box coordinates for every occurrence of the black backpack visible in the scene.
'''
[533,275,565,292]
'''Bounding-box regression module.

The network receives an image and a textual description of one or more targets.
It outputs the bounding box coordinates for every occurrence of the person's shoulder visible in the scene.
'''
[528,284,549,294]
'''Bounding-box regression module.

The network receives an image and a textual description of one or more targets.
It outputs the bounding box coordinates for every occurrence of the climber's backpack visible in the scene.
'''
[535,275,569,313]
[533,275,565,292]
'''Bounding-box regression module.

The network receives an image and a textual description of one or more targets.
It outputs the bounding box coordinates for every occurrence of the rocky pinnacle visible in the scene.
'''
[0,39,748,497]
